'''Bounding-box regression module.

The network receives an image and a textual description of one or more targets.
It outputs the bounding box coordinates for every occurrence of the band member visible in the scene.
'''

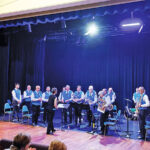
[58,87,66,102]
[107,88,116,104]
[46,88,58,134]
[107,87,116,117]
[98,89,111,135]
[23,85,33,113]
[137,87,150,139]
[85,85,97,127]
[133,88,140,104]
[12,83,21,121]
[42,86,52,123]
[31,85,42,126]
[61,85,73,124]
[73,85,84,126]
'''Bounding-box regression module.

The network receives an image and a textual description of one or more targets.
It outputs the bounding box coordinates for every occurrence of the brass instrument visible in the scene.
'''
[98,98,113,113]
[135,95,142,114]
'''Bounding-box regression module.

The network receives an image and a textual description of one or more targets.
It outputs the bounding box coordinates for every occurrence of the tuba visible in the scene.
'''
[98,97,113,113]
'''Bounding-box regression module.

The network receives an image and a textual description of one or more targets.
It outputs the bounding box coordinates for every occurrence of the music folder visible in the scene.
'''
[58,103,70,109]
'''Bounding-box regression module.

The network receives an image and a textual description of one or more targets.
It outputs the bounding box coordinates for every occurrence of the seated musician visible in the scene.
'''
[61,85,74,124]
[107,87,116,117]
[98,89,111,135]
[137,87,150,139]
[85,85,97,127]
[73,85,84,126]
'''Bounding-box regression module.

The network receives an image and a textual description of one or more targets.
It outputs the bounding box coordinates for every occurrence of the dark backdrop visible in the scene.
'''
[0,30,150,113]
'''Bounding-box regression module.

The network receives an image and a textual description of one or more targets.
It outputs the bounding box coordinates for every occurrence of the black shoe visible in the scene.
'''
[50,132,54,135]
[52,129,56,132]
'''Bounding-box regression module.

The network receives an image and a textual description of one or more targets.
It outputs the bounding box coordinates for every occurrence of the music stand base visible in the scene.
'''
[126,134,130,138]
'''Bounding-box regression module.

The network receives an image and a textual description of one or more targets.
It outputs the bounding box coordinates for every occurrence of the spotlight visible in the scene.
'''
[85,23,99,36]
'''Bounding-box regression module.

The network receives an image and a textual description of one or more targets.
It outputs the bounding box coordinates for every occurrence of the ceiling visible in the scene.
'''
[0,0,143,21]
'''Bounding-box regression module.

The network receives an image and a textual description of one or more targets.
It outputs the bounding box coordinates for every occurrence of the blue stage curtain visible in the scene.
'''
[1,31,150,112]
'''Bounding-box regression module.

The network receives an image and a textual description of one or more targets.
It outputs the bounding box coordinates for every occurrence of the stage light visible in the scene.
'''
[122,22,141,27]
[120,18,143,31]
[85,23,99,36]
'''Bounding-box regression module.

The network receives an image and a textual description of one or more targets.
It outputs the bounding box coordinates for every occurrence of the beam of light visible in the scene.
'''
[121,22,141,27]
[85,23,99,36]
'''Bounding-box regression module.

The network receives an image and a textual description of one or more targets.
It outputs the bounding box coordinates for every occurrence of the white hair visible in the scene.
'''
[89,85,93,90]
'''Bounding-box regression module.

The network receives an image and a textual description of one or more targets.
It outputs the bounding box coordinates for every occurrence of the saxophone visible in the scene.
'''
[135,95,142,114]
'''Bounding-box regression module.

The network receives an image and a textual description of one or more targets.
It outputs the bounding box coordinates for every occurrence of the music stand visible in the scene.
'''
[58,103,70,131]
[124,99,132,138]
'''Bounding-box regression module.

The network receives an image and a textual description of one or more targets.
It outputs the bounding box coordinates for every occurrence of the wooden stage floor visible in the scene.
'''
[0,121,150,150]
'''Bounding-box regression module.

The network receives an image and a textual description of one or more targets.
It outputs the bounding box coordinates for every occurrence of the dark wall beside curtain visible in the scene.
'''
[0,30,150,113]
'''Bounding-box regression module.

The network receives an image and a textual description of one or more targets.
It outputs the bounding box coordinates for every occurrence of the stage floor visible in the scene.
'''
[0,121,150,150]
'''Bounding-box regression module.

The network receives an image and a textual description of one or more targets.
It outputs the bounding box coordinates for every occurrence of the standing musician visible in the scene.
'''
[31,85,42,126]
[85,85,97,127]
[107,87,116,117]
[42,86,52,124]
[137,87,150,139]
[23,85,33,113]
[12,83,21,122]
[58,87,66,102]
[98,89,111,135]
[61,85,73,124]
[73,85,84,126]
[133,88,140,105]
[46,88,58,135]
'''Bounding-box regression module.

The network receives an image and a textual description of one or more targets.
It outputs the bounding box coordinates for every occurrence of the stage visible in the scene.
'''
[0,121,149,150]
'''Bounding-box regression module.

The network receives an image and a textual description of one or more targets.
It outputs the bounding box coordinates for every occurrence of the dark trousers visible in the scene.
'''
[74,103,82,124]
[109,110,114,117]
[12,104,19,121]
[32,105,40,125]
[139,108,148,138]
[63,103,73,123]
[100,111,109,134]
[24,101,32,113]
[43,102,48,122]
[47,110,55,133]
[87,105,95,126]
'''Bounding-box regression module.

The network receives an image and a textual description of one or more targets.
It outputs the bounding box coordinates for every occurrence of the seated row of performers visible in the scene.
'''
[11,83,116,134]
